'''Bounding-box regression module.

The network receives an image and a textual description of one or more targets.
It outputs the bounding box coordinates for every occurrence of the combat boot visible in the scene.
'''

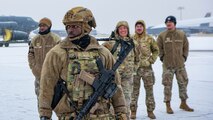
[166,102,174,114]
[130,105,137,119]
[130,111,136,119]
[180,100,194,112]
[147,111,156,119]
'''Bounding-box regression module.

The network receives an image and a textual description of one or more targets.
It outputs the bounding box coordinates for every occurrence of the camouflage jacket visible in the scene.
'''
[133,34,159,67]
[102,38,136,77]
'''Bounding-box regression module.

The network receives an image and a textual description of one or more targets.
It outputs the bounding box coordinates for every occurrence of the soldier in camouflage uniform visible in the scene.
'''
[130,20,159,119]
[157,16,194,114]
[28,17,61,105]
[39,7,127,120]
[102,21,136,119]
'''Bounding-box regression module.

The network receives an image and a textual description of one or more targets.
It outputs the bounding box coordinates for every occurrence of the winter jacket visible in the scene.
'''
[157,29,189,68]
[102,21,136,77]
[28,32,61,78]
[39,36,127,118]
[133,20,159,67]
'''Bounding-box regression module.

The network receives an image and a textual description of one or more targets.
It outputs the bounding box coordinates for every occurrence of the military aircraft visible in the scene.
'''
[147,12,213,36]
[0,16,38,47]
[30,29,97,39]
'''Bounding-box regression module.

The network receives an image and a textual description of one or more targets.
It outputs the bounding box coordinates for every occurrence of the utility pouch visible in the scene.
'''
[79,70,95,85]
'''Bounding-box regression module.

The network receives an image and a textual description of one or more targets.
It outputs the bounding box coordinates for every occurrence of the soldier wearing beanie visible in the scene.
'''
[38,17,52,35]
[28,17,61,110]
[165,16,177,25]
[157,15,194,114]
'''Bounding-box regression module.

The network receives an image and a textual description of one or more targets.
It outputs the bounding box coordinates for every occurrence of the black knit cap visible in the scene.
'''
[165,16,176,25]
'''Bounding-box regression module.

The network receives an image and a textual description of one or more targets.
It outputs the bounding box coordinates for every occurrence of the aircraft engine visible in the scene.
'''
[3,29,28,41]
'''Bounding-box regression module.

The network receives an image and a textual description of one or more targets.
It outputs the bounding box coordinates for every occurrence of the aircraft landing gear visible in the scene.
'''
[0,42,10,47]
[4,42,9,47]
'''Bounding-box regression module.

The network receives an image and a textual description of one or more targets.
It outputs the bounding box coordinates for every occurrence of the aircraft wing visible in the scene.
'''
[147,13,213,35]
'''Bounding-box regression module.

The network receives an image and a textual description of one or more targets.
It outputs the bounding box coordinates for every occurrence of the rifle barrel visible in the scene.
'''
[96,38,110,41]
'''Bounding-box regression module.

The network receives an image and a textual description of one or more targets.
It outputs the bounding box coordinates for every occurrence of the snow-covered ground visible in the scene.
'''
[188,36,213,51]
[0,36,213,120]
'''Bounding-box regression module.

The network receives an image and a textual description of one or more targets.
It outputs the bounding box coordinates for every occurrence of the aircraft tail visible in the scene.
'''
[200,12,211,27]
[204,12,211,18]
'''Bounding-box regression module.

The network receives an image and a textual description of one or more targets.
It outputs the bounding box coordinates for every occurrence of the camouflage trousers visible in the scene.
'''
[34,77,40,98]
[34,77,40,109]
[120,72,133,118]
[131,66,155,112]
[162,65,189,102]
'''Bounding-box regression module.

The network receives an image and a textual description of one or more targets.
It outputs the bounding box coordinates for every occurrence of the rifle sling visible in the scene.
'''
[60,80,79,112]
[110,40,120,54]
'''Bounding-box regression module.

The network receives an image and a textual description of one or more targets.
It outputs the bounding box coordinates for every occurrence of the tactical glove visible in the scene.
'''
[160,56,164,62]
[148,56,155,64]
[109,31,115,39]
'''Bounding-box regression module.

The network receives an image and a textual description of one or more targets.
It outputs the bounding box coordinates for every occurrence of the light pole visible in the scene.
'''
[177,6,184,20]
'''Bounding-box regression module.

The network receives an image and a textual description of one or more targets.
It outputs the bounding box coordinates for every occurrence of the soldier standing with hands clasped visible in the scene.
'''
[130,20,159,119]
[157,16,194,114]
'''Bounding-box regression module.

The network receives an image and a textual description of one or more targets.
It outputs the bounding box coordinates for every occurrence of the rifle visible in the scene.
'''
[96,38,111,41]
[76,39,134,120]
[96,31,115,41]
[50,30,116,109]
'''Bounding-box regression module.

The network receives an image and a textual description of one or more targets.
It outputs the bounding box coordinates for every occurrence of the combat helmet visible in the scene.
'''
[63,6,96,40]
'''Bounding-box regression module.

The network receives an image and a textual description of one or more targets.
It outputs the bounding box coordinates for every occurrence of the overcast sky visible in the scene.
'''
[1,0,213,33]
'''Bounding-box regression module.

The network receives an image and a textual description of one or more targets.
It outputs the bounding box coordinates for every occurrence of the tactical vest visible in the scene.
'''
[66,49,99,107]
[65,49,115,119]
